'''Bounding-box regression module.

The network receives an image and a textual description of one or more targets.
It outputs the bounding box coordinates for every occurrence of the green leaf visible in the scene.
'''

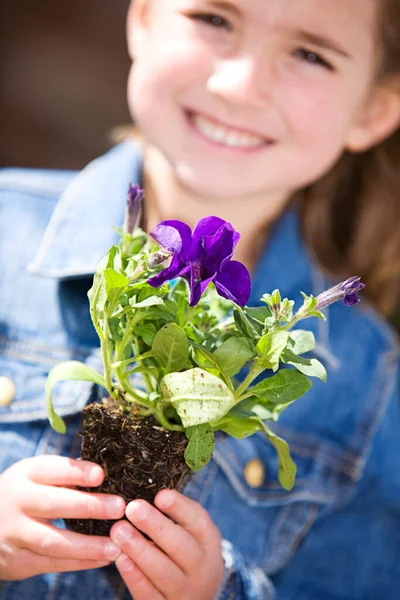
[136,306,175,325]
[308,310,327,321]
[134,322,156,346]
[244,306,273,324]
[88,271,107,317]
[104,268,129,291]
[288,330,316,355]
[212,415,262,439]
[137,284,164,303]
[129,296,164,309]
[230,397,276,421]
[184,322,206,344]
[191,344,221,377]
[238,306,273,337]
[172,284,189,327]
[258,421,297,490]
[152,323,189,373]
[184,424,215,471]
[214,337,255,377]
[300,292,318,311]
[250,369,312,405]
[233,308,261,339]
[45,361,106,434]
[160,368,235,427]
[108,317,121,342]
[282,349,327,382]
[256,331,290,371]
[249,403,279,421]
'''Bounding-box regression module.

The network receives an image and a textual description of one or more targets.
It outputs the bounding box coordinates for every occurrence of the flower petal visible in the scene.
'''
[192,216,227,241]
[189,266,216,306]
[148,252,190,287]
[215,260,251,306]
[344,293,361,306]
[342,276,365,295]
[191,216,227,258]
[202,224,239,271]
[150,220,192,258]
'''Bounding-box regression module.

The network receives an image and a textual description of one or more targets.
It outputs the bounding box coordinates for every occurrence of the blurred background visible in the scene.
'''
[1,0,399,329]
[0,0,131,169]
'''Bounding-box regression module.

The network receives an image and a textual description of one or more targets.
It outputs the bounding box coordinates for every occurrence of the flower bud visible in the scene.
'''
[147,248,173,268]
[315,276,365,310]
[124,184,144,234]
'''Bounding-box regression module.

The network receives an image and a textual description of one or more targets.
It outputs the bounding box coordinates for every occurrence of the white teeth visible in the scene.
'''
[191,113,264,148]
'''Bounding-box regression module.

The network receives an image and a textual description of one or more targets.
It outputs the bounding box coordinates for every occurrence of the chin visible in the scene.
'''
[174,169,240,200]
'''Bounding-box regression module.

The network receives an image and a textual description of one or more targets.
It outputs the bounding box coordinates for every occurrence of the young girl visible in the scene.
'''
[0,0,399,598]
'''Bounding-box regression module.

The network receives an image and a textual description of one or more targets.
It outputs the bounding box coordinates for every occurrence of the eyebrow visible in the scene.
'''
[207,0,241,17]
[295,29,352,59]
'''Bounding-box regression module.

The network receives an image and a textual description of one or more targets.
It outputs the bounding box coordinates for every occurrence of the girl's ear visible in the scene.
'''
[345,78,400,153]
[126,0,151,61]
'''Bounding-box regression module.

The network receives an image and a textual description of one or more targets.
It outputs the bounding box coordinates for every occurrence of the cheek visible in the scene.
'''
[284,82,357,164]
[127,36,210,119]
[272,80,358,186]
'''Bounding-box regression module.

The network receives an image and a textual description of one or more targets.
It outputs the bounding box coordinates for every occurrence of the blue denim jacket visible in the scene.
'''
[1,141,399,600]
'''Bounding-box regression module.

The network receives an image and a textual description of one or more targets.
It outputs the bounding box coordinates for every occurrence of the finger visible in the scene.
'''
[20,486,126,521]
[19,520,122,563]
[115,553,165,600]
[124,499,201,573]
[15,547,110,579]
[22,456,104,487]
[155,490,221,549]
[111,521,184,597]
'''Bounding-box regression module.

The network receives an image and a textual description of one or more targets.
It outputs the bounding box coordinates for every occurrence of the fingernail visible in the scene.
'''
[107,497,125,518]
[86,465,102,485]
[118,554,134,573]
[104,542,121,561]
[158,489,175,508]
[128,500,148,520]
[115,524,133,543]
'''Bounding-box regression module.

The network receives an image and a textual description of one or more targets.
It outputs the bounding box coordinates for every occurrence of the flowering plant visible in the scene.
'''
[46,186,364,491]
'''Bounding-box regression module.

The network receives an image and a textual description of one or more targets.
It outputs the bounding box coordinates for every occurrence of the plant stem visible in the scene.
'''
[234,362,264,400]
[280,314,304,331]
[123,388,153,409]
[233,390,257,404]
[111,350,154,369]
[90,284,116,399]
[155,403,185,431]
[132,339,154,394]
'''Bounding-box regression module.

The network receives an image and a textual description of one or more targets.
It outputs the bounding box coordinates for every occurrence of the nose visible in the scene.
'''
[206,56,271,108]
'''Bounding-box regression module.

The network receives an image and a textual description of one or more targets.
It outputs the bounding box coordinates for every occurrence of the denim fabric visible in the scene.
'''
[0,141,399,600]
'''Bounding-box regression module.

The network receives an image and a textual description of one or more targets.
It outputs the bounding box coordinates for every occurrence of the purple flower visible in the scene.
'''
[124,184,144,234]
[147,216,251,307]
[315,276,366,310]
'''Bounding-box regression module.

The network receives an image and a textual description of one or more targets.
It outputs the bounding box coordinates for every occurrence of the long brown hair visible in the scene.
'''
[300,0,400,316]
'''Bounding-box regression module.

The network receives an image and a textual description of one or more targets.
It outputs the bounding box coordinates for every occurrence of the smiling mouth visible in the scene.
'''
[185,109,274,151]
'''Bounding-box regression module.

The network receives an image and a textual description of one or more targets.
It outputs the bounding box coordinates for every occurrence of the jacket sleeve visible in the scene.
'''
[214,539,275,600]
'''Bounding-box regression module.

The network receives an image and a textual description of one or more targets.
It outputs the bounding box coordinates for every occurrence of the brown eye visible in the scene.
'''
[190,13,232,32]
[294,48,334,71]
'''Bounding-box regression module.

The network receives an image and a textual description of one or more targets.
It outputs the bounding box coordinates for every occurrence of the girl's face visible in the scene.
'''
[127,0,378,199]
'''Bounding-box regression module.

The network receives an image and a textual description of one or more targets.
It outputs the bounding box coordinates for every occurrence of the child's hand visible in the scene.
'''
[110,489,225,600]
[0,455,126,581]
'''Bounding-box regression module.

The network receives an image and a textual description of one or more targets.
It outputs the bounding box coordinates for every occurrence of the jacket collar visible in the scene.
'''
[28,140,143,279]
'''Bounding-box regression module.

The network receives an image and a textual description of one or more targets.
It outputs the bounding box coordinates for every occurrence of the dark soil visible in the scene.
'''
[64,401,191,536]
